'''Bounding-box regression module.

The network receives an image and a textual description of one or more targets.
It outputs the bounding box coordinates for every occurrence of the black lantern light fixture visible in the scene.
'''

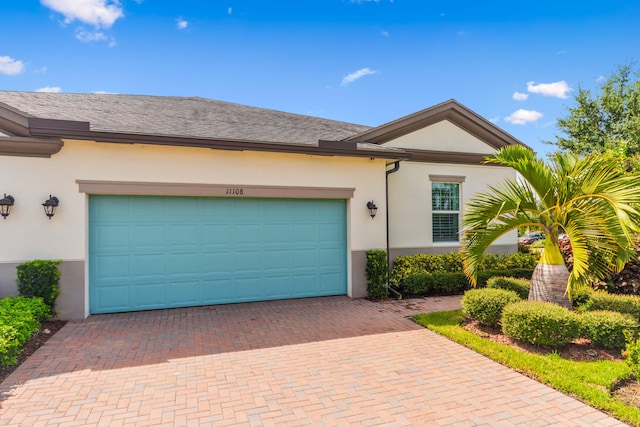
[0,194,14,219]
[42,195,59,220]
[366,201,378,219]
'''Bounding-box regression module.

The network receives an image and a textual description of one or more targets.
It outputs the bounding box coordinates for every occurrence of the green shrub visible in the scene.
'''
[366,250,388,300]
[580,310,638,349]
[462,288,521,327]
[16,259,62,315]
[623,332,640,381]
[0,296,50,365]
[486,276,531,299]
[400,269,534,297]
[579,291,640,321]
[571,286,594,309]
[502,300,582,347]
[390,252,538,286]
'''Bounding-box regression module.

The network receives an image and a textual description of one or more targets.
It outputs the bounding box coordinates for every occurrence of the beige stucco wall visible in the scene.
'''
[383,120,497,154]
[387,162,516,249]
[0,139,389,317]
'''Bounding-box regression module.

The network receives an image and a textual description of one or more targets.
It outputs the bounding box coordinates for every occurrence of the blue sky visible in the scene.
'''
[1,1,639,157]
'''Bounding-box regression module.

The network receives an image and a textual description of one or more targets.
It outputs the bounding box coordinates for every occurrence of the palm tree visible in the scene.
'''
[461,145,640,308]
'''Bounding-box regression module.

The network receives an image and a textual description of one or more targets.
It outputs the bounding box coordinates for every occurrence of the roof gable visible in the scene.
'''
[343,99,526,151]
[381,120,498,154]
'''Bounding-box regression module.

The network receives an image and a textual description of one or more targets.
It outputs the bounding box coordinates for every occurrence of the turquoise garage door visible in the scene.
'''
[89,195,347,314]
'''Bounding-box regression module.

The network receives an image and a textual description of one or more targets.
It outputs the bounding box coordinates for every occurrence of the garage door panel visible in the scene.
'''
[90,196,347,314]
[235,223,263,244]
[235,277,264,300]
[201,279,235,303]
[131,225,165,248]
[94,285,131,312]
[132,282,165,308]
[167,224,200,247]
[133,254,166,277]
[166,280,200,305]
[202,224,232,246]
[95,224,130,249]
[94,255,129,279]
[167,253,199,275]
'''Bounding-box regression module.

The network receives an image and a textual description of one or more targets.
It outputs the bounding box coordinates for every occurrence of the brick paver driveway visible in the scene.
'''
[0,296,626,426]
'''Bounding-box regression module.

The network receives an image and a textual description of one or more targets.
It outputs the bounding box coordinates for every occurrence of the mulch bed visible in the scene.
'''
[0,320,66,384]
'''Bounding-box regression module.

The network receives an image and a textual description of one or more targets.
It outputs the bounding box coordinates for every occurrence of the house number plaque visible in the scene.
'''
[225,188,245,196]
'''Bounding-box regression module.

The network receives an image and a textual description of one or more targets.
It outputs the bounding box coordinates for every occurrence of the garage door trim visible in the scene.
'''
[78,180,355,199]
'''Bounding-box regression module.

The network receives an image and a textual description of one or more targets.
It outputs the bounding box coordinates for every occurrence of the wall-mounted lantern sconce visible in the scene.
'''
[366,201,378,219]
[42,195,59,220]
[0,194,14,219]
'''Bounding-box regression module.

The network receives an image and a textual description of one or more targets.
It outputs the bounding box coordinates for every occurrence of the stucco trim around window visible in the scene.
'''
[429,174,466,183]
[76,180,356,199]
[0,136,64,158]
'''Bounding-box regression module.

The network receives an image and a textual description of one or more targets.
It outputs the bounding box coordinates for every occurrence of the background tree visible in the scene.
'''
[553,62,640,158]
[461,145,640,308]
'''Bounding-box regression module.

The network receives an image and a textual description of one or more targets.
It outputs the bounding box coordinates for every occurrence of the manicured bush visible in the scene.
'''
[16,259,62,315]
[580,310,638,349]
[462,288,521,327]
[571,286,594,309]
[579,291,640,321]
[502,300,582,347]
[390,251,538,286]
[0,296,50,365]
[623,332,640,380]
[486,276,531,299]
[400,269,534,297]
[366,250,388,300]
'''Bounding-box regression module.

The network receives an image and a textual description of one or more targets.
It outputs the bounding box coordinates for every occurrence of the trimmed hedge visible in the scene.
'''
[580,310,638,349]
[462,288,521,327]
[16,259,62,315]
[365,250,388,300]
[0,296,50,365]
[486,276,531,300]
[401,269,534,297]
[579,292,640,321]
[502,300,582,347]
[390,251,538,285]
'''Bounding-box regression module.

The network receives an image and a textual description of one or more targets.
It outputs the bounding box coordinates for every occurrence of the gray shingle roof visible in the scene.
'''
[0,91,371,145]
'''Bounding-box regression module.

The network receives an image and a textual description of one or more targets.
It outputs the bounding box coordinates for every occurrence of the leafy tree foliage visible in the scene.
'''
[461,145,640,307]
[553,63,640,158]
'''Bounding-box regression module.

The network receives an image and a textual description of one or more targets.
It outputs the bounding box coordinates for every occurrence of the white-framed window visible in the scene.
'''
[430,175,464,243]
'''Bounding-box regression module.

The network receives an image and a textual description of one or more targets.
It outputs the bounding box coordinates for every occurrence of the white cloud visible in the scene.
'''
[526,80,572,99]
[75,28,106,42]
[341,67,377,86]
[228,7,232,14]
[380,30,389,37]
[41,0,124,28]
[512,92,529,101]
[176,17,188,29]
[93,90,117,94]
[489,116,500,124]
[505,109,543,125]
[0,55,25,75]
[596,75,605,83]
[36,86,62,93]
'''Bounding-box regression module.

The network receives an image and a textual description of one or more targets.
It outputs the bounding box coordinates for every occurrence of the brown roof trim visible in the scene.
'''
[343,99,527,149]
[406,149,509,166]
[29,128,410,160]
[0,136,64,158]
[0,103,31,136]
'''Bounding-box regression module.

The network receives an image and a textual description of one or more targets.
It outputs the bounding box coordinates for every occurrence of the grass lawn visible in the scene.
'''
[414,309,640,427]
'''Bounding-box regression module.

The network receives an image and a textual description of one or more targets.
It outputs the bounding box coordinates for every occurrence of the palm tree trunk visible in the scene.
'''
[528,263,572,308]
